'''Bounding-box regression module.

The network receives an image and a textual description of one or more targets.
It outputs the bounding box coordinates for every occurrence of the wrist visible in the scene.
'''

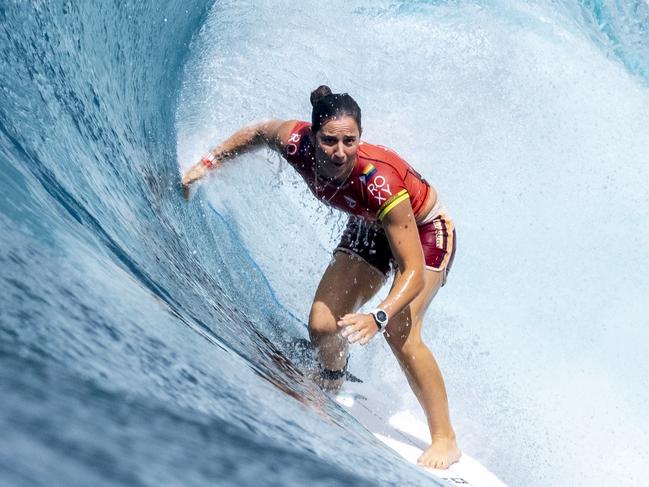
[201,152,215,169]
[201,151,217,169]
[369,308,389,333]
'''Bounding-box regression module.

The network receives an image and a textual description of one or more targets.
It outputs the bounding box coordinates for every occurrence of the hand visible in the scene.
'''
[182,161,208,186]
[181,159,213,200]
[337,313,380,346]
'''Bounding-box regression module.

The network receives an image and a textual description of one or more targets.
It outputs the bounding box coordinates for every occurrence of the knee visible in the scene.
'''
[308,302,338,338]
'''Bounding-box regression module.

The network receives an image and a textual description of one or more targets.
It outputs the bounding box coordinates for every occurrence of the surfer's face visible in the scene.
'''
[312,116,361,182]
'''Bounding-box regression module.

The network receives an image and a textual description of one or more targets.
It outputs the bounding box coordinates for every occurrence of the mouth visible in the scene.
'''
[316,157,348,179]
[330,156,347,167]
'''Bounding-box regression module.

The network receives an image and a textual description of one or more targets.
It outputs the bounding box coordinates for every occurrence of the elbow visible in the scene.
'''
[414,271,425,296]
[405,267,425,297]
[252,119,274,144]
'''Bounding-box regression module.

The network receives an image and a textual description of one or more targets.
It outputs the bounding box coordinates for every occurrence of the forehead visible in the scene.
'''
[319,116,360,136]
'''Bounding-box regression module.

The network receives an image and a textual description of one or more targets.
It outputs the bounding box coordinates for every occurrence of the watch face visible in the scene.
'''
[376,310,387,323]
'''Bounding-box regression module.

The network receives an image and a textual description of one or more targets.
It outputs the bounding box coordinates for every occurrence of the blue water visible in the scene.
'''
[2,1,649,486]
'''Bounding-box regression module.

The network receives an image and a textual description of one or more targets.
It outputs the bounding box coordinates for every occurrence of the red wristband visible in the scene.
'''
[201,152,216,169]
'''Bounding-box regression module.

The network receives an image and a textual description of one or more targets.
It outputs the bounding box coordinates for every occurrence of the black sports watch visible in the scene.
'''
[370,308,389,332]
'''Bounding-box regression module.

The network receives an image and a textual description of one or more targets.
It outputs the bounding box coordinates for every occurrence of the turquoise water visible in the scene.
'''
[2,1,649,486]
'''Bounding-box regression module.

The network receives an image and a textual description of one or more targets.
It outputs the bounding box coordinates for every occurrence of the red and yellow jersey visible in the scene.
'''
[281,121,431,222]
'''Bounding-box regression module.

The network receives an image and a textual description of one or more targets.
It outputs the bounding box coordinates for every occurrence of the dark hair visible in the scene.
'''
[310,85,362,134]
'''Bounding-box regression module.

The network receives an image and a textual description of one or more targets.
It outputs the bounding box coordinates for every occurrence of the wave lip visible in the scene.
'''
[1,1,440,486]
[177,1,649,486]
[576,0,649,80]
[4,1,649,486]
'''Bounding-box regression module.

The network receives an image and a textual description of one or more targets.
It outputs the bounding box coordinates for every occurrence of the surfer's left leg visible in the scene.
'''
[309,251,385,390]
[384,268,461,469]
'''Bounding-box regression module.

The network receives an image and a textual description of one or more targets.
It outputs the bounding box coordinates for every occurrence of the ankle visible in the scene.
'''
[430,430,457,442]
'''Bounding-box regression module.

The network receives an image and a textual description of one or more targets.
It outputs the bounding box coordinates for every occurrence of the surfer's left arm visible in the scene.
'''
[181,119,294,199]
[338,200,425,344]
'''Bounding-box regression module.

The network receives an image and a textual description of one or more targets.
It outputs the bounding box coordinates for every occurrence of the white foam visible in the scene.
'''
[176,2,649,485]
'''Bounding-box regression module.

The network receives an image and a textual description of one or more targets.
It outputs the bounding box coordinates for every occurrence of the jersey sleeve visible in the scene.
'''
[280,121,311,167]
[361,162,410,221]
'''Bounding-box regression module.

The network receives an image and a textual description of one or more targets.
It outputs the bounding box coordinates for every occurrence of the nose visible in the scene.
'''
[333,142,345,160]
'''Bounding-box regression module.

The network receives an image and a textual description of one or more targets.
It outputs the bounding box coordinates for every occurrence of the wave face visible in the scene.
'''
[2,1,649,486]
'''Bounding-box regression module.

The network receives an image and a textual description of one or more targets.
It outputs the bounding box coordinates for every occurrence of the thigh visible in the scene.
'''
[310,251,386,331]
[383,268,444,350]
[335,216,394,277]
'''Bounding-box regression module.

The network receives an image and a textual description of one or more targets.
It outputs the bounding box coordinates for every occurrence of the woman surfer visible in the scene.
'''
[181,86,461,469]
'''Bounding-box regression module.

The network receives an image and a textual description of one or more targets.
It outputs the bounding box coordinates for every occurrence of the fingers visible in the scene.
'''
[339,323,358,338]
[350,331,372,345]
[336,313,357,327]
[350,329,375,345]
[338,315,361,336]
[180,161,211,199]
[344,330,363,344]
[181,173,196,188]
[347,329,363,343]
[338,313,376,346]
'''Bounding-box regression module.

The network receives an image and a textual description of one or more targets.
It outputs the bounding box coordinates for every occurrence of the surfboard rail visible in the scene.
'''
[334,390,507,487]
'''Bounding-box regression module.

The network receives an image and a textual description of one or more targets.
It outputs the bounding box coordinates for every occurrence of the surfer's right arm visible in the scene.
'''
[181,119,298,199]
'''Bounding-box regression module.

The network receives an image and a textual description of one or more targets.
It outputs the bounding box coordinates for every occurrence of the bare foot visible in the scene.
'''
[417,436,462,469]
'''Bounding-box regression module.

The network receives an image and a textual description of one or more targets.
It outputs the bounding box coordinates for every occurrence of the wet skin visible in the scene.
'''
[308,116,461,469]
[181,115,461,469]
[310,117,361,183]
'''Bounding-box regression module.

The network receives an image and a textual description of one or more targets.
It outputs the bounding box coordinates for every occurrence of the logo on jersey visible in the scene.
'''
[343,196,357,208]
[286,132,300,156]
[366,174,392,205]
[359,163,377,184]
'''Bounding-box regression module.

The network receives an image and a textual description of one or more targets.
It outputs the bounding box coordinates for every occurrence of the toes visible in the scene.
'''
[429,457,449,469]
[418,450,455,470]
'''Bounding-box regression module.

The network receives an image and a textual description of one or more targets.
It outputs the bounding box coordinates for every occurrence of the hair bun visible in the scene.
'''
[310,85,333,107]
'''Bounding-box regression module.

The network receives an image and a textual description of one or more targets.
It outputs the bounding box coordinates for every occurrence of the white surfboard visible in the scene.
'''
[334,386,506,487]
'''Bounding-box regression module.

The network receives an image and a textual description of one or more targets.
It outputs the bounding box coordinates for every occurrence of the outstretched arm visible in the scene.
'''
[181,119,297,198]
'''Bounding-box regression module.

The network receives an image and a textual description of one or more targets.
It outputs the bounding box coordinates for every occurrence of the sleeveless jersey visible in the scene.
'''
[281,121,431,222]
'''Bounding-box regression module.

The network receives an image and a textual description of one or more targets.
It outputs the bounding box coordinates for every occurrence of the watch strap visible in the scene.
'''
[370,308,388,332]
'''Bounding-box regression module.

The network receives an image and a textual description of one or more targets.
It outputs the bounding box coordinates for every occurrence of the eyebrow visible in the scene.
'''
[321,134,357,139]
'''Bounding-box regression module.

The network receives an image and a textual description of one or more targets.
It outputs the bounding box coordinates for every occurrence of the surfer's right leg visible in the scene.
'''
[309,250,385,385]
[384,268,461,469]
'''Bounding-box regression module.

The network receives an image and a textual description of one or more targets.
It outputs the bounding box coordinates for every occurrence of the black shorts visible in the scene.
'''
[334,216,456,282]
